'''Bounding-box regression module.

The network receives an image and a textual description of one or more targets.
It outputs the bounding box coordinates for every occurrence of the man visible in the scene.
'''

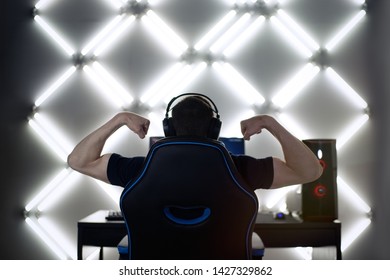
[67,94,322,190]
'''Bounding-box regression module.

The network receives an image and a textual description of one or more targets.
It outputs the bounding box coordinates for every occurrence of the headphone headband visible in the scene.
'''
[165,93,220,119]
[163,93,222,139]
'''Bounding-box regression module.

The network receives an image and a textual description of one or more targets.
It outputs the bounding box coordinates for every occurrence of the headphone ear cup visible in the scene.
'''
[163,117,176,137]
[208,118,222,139]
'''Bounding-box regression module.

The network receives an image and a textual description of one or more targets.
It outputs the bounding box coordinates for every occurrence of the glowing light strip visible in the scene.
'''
[94,15,136,56]
[147,64,193,107]
[326,10,366,51]
[93,179,121,206]
[326,67,368,109]
[163,62,207,104]
[270,15,313,58]
[341,218,371,252]
[37,171,80,212]
[28,115,70,162]
[350,0,366,4]
[148,0,165,5]
[223,15,265,57]
[213,62,265,105]
[82,15,124,55]
[35,0,59,10]
[143,10,188,56]
[272,63,320,108]
[337,114,369,150]
[338,176,371,213]
[83,65,125,108]
[277,113,311,140]
[34,66,77,107]
[25,217,68,260]
[25,168,73,212]
[195,10,237,51]
[34,15,75,56]
[91,62,134,105]
[101,0,125,10]
[276,10,319,52]
[34,113,73,153]
[210,13,251,54]
[141,63,184,104]
[38,217,76,260]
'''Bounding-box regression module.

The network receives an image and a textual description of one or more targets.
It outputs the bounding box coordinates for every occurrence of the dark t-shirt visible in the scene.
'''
[107,153,274,191]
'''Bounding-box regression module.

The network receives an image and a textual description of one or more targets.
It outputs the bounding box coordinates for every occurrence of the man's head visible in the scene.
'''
[163,94,221,139]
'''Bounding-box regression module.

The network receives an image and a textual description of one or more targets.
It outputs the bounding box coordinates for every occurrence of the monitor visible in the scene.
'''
[149,136,245,155]
[218,137,245,155]
[149,136,164,147]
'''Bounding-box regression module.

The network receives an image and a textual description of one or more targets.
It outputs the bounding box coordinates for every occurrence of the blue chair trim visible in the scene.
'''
[117,235,129,256]
[252,248,265,257]
[118,245,128,255]
[164,206,211,225]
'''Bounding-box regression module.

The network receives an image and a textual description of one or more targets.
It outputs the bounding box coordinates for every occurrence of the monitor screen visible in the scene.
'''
[149,136,245,155]
[149,136,164,147]
[218,137,245,155]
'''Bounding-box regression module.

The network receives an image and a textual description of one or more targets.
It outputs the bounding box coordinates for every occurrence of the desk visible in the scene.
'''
[78,210,341,260]
[254,213,342,260]
[77,210,127,260]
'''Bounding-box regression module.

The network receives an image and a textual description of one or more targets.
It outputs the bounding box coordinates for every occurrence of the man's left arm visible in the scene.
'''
[241,115,323,189]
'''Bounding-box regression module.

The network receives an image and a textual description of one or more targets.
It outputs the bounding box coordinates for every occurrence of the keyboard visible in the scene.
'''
[105,210,123,221]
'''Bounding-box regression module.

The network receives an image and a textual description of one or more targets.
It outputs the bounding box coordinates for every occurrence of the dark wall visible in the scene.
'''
[3,1,56,259]
[368,0,390,259]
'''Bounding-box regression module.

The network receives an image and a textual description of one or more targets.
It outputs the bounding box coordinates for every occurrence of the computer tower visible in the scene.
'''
[302,139,338,222]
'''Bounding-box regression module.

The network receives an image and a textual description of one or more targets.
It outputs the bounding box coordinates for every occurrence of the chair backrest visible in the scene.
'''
[119,137,259,259]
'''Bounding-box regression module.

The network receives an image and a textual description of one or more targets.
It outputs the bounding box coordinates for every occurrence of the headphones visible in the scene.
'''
[163,93,222,139]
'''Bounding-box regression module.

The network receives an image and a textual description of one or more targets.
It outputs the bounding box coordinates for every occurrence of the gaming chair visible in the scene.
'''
[119,137,259,259]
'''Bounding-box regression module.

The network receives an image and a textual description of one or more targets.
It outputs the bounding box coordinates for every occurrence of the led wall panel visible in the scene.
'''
[27,0,371,259]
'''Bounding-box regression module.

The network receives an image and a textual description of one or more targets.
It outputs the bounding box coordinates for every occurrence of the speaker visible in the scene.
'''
[302,139,338,222]
[163,93,222,139]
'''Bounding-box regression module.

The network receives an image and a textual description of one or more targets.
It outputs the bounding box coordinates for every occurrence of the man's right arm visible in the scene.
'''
[67,112,150,183]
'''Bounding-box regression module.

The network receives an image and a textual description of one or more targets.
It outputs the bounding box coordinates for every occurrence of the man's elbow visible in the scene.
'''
[305,162,323,183]
[67,153,82,171]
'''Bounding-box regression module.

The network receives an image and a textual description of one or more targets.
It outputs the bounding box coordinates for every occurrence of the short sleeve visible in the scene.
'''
[107,153,145,187]
[231,155,274,190]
